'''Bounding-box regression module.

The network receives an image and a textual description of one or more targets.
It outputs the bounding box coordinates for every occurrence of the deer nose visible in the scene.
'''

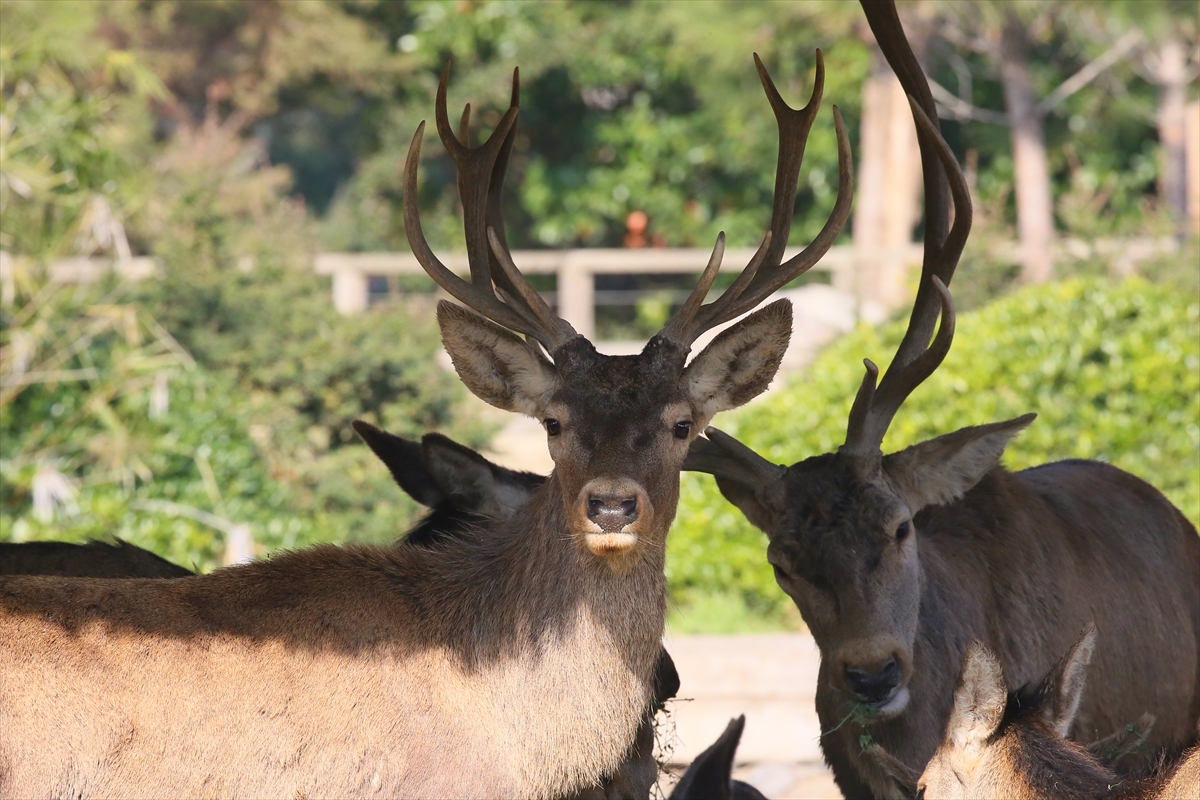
[587,494,638,531]
[844,656,901,704]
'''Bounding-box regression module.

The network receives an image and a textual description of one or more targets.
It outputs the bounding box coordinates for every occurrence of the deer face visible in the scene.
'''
[766,453,922,716]
[686,416,1035,715]
[440,300,792,562]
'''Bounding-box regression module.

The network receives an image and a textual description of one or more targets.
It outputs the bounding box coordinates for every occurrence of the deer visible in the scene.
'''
[355,421,682,800]
[0,538,193,578]
[668,716,767,800]
[916,628,1200,800]
[681,3,1200,798]
[2,423,681,799]
[0,53,852,798]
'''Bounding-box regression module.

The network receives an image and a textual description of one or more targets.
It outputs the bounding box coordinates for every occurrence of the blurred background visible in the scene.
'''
[2,0,1197,634]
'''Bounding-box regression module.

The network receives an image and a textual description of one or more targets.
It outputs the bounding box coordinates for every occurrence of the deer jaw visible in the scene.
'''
[440,299,792,567]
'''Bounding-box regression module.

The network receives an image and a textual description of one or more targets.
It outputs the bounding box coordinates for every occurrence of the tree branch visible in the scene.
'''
[928,79,1009,125]
[1038,30,1142,115]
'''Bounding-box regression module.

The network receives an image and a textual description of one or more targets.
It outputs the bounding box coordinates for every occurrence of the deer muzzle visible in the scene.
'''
[574,478,653,556]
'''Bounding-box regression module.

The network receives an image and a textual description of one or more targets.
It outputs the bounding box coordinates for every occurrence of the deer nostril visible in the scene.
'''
[844,656,902,703]
[586,496,639,528]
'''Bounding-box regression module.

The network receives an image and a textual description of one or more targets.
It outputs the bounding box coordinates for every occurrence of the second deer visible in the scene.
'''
[683,2,1200,798]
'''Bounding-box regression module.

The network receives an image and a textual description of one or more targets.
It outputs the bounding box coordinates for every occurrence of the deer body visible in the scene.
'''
[810,460,1200,797]
[1,481,662,798]
[684,5,1200,797]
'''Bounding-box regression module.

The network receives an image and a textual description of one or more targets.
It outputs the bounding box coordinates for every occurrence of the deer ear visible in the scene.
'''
[352,421,445,507]
[684,429,786,533]
[683,299,791,421]
[947,642,1007,748]
[420,433,537,519]
[882,414,1035,512]
[1040,624,1097,737]
[668,716,747,800]
[437,301,557,417]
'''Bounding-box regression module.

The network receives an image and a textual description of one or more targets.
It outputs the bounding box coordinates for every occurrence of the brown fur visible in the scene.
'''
[1,432,688,798]
[1,306,789,798]
[918,637,1200,800]
[687,439,1200,800]
[0,539,193,579]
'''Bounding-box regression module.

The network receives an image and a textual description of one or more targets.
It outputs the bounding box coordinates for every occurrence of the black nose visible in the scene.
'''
[587,495,638,531]
[844,656,901,703]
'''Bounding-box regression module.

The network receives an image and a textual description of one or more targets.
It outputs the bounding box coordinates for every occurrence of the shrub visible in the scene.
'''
[667,276,1200,627]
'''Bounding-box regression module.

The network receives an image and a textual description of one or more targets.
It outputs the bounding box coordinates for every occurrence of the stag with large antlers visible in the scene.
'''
[0,54,852,797]
[684,3,1200,798]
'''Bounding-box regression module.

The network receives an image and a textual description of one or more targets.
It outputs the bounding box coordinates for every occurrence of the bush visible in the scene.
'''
[667,276,1200,627]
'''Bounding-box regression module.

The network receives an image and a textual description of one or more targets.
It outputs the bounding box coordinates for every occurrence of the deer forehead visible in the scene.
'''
[549,348,694,427]
[781,458,908,536]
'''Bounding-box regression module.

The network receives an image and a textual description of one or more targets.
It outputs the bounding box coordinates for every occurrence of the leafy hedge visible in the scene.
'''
[667,277,1200,626]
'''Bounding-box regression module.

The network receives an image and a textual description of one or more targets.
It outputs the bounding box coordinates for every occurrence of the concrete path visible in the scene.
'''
[658,633,840,799]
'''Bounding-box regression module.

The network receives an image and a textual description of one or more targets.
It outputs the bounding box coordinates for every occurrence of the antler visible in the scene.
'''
[403,64,578,353]
[840,1,974,457]
[659,52,855,347]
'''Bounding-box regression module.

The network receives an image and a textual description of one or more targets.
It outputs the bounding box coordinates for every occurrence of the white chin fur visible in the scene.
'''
[584,532,638,556]
[875,686,911,717]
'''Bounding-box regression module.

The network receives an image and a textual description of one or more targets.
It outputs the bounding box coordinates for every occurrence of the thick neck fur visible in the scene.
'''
[0,475,667,799]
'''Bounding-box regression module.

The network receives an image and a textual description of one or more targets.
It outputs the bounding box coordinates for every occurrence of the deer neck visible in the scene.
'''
[444,474,667,796]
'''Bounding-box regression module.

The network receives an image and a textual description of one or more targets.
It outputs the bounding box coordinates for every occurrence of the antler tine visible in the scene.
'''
[661,52,853,346]
[407,64,577,352]
[862,0,955,374]
[842,0,974,456]
[433,61,518,292]
[488,227,577,349]
[658,232,726,342]
[841,276,955,454]
[404,122,542,337]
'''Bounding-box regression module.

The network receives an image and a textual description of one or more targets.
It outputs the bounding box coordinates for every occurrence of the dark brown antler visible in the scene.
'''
[841,1,974,456]
[403,64,578,353]
[660,51,855,347]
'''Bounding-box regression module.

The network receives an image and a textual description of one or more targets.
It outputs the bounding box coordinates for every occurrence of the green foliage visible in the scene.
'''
[668,277,1200,626]
[322,0,866,253]
[1,1,485,566]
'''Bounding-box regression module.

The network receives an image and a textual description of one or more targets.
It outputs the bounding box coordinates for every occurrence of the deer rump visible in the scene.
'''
[0,427,679,800]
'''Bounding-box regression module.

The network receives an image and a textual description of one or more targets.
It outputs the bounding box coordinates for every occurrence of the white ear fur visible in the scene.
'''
[882,414,1035,512]
[1043,624,1097,737]
[948,642,1007,749]
[437,301,557,417]
[683,299,792,421]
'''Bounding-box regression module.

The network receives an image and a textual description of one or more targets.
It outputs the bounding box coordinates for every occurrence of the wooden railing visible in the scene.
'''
[314,244,927,338]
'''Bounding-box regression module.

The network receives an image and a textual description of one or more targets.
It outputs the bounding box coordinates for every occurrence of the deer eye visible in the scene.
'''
[673,421,692,440]
[896,521,911,541]
[544,419,561,437]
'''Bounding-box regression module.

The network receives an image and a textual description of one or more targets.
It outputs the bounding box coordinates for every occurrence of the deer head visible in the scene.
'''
[404,58,852,567]
[916,627,1104,800]
[684,2,1037,716]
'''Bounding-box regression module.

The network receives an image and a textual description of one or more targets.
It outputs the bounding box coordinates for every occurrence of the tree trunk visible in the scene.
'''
[853,37,923,319]
[1155,37,1189,239]
[995,11,1055,284]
